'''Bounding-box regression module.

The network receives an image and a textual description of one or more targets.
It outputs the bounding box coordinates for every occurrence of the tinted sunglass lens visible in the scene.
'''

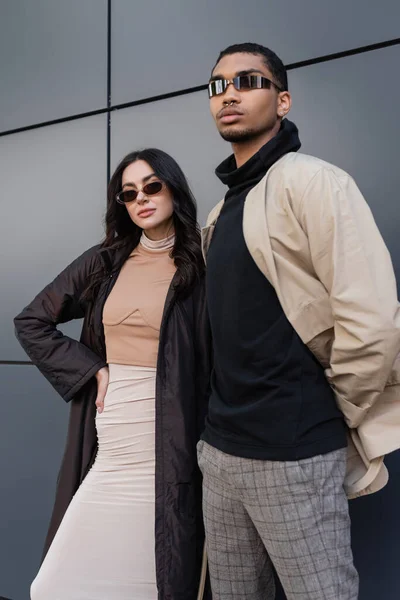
[209,80,225,97]
[143,181,163,195]
[259,76,272,89]
[236,75,252,90]
[120,190,138,203]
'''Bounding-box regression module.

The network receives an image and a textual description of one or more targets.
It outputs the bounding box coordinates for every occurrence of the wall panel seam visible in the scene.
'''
[0,37,398,138]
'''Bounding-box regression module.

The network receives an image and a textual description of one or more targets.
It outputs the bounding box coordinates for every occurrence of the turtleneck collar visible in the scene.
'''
[215,119,301,194]
[140,231,175,252]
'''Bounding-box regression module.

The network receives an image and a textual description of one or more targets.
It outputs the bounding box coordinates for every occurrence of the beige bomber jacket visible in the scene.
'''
[202,152,400,499]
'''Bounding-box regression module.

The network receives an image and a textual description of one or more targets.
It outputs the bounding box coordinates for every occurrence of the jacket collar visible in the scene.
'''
[201,153,295,259]
[97,241,136,273]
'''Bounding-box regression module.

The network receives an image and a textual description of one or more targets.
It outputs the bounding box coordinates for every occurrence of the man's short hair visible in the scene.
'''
[212,42,288,91]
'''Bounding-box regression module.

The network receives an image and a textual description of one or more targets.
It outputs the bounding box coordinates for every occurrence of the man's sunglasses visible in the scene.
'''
[116,180,164,204]
[208,75,283,98]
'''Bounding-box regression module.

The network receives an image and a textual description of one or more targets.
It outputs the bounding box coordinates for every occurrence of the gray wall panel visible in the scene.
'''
[110,91,227,225]
[0,364,68,600]
[0,115,107,361]
[350,452,400,600]
[0,0,108,131]
[111,0,399,104]
[288,44,400,280]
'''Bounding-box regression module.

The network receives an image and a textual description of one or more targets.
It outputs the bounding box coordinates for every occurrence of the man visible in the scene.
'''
[198,42,400,600]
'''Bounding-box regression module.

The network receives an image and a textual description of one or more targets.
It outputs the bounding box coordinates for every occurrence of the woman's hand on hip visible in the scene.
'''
[95,366,109,413]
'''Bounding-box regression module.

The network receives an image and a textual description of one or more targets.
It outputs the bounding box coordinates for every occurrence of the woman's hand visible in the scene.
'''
[95,366,109,413]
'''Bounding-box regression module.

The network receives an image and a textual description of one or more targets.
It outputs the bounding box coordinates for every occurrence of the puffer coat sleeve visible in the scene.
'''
[14,245,107,402]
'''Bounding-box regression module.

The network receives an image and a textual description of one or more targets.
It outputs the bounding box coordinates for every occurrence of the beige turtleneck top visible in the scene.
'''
[103,232,176,367]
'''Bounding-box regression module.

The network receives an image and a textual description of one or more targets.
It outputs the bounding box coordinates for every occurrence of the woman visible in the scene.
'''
[14,148,211,600]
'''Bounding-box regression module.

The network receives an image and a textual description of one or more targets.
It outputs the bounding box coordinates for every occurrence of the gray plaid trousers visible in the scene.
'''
[197,441,359,600]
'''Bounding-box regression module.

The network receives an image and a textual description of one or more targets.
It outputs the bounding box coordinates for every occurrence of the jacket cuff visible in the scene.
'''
[63,359,107,402]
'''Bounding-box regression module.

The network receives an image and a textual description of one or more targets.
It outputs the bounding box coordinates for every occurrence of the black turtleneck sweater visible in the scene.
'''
[202,120,347,460]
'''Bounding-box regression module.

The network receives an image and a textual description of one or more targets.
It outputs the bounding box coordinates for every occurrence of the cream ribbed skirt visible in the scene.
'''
[31,364,158,600]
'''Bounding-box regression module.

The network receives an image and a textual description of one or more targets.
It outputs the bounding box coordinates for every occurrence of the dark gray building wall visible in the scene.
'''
[0,1,399,598]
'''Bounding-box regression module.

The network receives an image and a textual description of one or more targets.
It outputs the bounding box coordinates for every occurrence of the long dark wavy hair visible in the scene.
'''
[84,148,204,301]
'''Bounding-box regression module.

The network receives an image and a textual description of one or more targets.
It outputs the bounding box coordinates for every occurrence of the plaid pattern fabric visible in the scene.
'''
[197,441,359,600]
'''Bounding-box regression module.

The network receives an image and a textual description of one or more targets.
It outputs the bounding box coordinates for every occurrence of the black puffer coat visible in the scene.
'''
[14,243,212,600]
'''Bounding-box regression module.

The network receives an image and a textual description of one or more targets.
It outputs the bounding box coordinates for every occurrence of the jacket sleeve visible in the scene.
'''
[299,166,400,427]
[14,246,107,402]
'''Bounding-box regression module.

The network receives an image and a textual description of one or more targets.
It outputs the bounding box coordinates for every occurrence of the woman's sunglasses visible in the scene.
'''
[208,74,282,98]
[116,180,164,204]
